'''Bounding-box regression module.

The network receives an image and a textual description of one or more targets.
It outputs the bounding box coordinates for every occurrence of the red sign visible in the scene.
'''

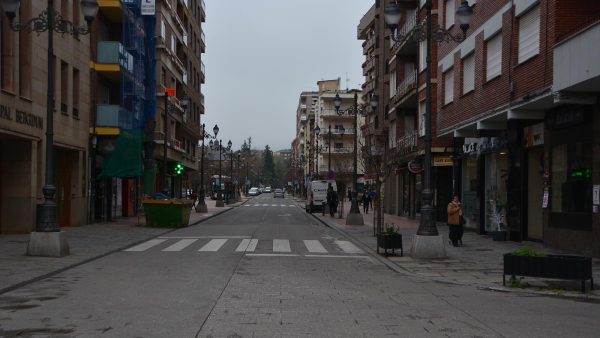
[408,159,424,174]
[164,87,176,97]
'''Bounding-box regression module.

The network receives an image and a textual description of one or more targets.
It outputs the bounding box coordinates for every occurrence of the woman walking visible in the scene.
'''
[447,195,464,247]
[362,193,370,214]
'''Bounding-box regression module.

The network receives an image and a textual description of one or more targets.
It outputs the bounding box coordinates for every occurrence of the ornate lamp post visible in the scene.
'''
[211,139,225,207]
[327,125,333,175]
[334,91,378,225]
[384,0,473,258]
[197,124,218,212]
[1,0,99,257]
[226,140,233,204]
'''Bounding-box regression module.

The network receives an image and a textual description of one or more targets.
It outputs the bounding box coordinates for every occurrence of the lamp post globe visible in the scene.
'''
[333,93,342,111]
[457,0,474,31]
[370,94,379,110]
[384,1,402,29]
[0,0,20,19]
[213,124,219,136]
[80,0,99,23]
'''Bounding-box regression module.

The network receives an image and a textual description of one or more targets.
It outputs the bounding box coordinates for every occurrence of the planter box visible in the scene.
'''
[143,199,193,228]
[503,253,594,292]
[376,233,403,256]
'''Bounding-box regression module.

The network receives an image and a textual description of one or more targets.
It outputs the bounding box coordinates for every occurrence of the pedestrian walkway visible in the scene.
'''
[301,198,600,299]
[121,236,364,256]
[0,197,247,294]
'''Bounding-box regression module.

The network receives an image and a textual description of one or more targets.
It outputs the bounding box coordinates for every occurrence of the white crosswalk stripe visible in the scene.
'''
[273,239,291,252]
[162,239,198,252]
[124,239,167,252]
[303,240,327,253]
[334,240,364,254]
[236,238,259,252]
[199,239,228,252]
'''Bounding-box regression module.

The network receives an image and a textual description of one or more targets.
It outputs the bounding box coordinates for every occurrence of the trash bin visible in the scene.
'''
[142,199,194,228]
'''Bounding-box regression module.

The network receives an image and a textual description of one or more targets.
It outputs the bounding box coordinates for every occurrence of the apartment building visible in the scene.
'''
[0,1,91,233]
[294,90,318,187]
[436,0,600,256]
[154,0,205,198]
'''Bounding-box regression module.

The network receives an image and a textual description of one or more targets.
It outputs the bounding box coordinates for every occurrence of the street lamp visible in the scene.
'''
[227,140,233,204]
[211,139,225,207]
[1,0,98,257]
[197,124,218,212]
[334,91,377,225]
[314,126,321,179]
[384,0,473,258]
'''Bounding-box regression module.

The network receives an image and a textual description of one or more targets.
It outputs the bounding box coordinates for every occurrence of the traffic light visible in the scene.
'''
[174,163,184,175]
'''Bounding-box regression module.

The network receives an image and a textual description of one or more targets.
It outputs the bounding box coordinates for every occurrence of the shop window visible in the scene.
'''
[551,141,592,214]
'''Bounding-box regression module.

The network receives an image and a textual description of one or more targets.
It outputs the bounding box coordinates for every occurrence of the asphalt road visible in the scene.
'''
[1,195,599,337]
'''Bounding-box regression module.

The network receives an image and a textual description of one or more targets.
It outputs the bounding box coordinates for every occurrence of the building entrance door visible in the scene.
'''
[527,147,544,240]
[56,150,73,227]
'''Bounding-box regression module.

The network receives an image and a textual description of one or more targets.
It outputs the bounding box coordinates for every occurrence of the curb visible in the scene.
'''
[0,200,250,296]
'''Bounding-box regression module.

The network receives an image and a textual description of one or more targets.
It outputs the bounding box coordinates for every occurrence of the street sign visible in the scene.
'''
[141,0,156,16]
[408,159,424,174]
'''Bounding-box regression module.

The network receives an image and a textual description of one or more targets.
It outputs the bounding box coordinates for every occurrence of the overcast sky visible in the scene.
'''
[202,0,373,151]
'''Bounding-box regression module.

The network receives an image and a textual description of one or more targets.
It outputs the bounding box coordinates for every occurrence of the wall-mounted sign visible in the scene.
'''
[433,156,453,167]
[593,185,600,206]
[164,87,176,97]
[141,0,156,16]
[408,159,424,174]
[463,137,507,155]
[542,188,549,209]
[0,104,43,129]
[523,123,544,148]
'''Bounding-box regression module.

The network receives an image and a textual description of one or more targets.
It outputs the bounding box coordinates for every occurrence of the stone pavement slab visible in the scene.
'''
[0,197,248,294]
[294,197,600,300]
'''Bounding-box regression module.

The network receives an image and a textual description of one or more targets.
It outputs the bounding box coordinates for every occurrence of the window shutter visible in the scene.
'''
[445,0,455,29]
[389,122,397,148]
[419,101,426,137]
[419,40,427,71]
[390,71,397,98]
[444,68,454,104]
[518,5,540,64]
[486,34,502,81]
[463,54,475,94]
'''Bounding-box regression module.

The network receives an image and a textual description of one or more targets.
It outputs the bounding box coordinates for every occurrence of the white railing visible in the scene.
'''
[396,130,418,154]
[394,69,418,100]
[392,11,418,50]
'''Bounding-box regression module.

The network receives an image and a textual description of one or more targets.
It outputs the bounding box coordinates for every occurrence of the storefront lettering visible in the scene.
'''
[0,105,44,129]
[15,111,44,129]
[0,104,12,121]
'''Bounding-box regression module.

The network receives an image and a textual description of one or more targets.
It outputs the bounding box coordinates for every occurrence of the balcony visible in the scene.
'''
[321,109,356,118]
[362,57,376,76]
[200,61,205,83]
[300,114,308,123]
[199,92,205,114]
[391,11,419,56]
[363,35,376,55]
[200,0,206,22]
[96,104,134,129]
[200,28,206,53]
[395,130,418,155]
[98,0,121,22]
[391,69,418,108]
[96,41,133,80]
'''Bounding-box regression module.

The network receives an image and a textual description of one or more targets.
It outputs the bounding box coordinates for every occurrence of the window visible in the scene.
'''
[18,1,31,97]
[444,68,454,104]
[61,61,68,114]
[486,34,502,81]
[445,0,455,29]
[419,40,427,71]
[418,101,426,137]
[72,0,80,27]
[389,121,396,149]
[160,19,167,41]
[389,70,397,98]
[518,5,540,64]
[1,15,15,91]
[462,54,474,94]
[73,68,80,118]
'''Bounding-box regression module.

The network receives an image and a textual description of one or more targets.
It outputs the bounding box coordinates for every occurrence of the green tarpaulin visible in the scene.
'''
[99,129,144,178]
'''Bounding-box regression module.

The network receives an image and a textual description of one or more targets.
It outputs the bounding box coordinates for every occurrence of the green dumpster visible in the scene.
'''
[143,199,194,228]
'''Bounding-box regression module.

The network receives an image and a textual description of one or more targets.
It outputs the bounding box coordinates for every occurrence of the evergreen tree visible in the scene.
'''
[263,145,275,184]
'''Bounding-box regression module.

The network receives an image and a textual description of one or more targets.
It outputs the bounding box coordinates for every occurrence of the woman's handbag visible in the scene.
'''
[459,215,466,226]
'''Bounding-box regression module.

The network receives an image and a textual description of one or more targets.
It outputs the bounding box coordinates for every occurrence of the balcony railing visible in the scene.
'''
[363,57,376,75]
[201,61,205,78]
[96,104,133,129]
[321,109,357,117]
[363,35,376,55]
[391,69,418,105]
[97,41,133,72]
[396,130,418,155]
[392,11,418,52]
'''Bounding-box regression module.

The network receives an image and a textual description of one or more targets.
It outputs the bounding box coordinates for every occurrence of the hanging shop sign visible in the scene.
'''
[141,0,156,15]
[523,123,544,148]
[408,159,424,174]
[433,156,453,167]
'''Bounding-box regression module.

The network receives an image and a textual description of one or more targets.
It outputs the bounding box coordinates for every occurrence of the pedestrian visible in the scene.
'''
[362,193,370,214]
[368,189,375,210]
[326,184,339,217]
[447,195,464,247]
[347,188,352,202]
[190,191,198,211]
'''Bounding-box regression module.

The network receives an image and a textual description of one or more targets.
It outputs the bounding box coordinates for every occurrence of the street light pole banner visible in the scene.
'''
[141,0,156,15]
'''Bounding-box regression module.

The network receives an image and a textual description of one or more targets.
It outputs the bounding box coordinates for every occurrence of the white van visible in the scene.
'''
[305,180,337,213]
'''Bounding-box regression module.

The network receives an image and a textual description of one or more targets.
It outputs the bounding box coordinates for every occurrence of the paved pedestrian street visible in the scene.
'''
[1,196,599,337]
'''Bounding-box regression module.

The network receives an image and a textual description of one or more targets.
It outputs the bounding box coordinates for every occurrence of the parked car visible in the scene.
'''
[274,189,285,198]
[264,187,272,193]
[248,187,260,196]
